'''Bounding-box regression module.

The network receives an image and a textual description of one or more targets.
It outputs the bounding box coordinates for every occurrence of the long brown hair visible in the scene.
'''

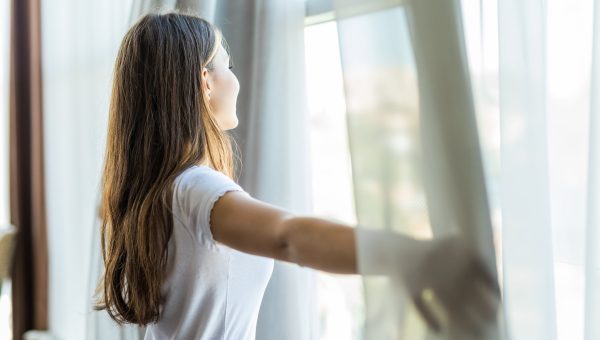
[95,11,237,325]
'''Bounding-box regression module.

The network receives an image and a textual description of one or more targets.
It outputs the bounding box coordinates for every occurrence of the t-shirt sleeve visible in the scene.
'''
[177,167,250,249]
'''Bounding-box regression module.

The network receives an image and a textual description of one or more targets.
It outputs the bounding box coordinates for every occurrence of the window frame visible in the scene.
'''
[305,0,406,26]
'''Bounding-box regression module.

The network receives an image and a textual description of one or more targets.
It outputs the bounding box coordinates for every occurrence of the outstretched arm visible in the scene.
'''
[210,190,500,334]
[209,191,357,274]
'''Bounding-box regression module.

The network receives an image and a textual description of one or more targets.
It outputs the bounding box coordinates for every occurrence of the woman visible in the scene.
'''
[95,11,499,340]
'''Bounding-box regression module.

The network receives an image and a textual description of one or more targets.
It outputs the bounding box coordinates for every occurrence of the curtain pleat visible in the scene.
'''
[585,1,600,339]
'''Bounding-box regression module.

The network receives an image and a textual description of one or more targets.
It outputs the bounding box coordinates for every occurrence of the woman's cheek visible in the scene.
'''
[229,74,240,108]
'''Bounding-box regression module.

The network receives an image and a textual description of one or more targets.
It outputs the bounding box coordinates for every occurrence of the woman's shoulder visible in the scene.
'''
[177,164,210,180]
[172,164,249,248]
[175,165,245,200]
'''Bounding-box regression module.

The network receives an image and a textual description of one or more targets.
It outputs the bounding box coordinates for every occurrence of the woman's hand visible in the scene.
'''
[401,236,501,336]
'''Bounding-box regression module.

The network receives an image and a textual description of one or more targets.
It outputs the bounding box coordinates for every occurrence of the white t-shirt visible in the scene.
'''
[144,165,274,340]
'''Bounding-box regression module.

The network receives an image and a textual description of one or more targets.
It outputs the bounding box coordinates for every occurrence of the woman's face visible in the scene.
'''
[202,44,240,130]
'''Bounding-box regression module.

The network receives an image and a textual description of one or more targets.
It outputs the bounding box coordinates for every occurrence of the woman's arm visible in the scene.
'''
[272,216,358,274]
[209,190,357,274]
[210,190,500,334]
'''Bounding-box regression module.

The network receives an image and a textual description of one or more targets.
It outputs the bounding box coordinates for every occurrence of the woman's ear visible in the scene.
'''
[201,67,212,98]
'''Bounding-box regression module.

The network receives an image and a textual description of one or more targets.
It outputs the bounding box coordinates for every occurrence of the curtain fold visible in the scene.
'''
[404,1,504,338]
[497,1,557,339]
[585,1,600,339]
[9,0,49,338]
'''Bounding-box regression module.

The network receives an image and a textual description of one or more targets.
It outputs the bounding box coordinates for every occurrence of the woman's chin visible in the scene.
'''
[227,116,239,130]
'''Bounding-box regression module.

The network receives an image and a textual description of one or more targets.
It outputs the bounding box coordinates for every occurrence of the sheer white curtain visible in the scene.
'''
[40,1,134,340]
[472,0,598,339]
[496,0,598,339]
[586,2,600,339]
[332,0,600,339]
[496,1,556,339]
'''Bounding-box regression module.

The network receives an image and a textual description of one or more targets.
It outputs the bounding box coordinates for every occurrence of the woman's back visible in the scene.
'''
[144,165,273,340]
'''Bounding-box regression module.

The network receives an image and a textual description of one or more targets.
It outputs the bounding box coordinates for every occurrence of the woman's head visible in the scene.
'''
[111,11,239,172]
[95,11,239,325]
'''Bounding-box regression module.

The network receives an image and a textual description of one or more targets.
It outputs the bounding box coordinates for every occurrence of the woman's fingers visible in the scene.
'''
[432,259,501,336]
[404,236,502,336]
[472,257,501,298]
[450,303,484,338]
[450,270,500,336]
[413,294,442,333]
[469,257,501,320]
[472,278,500,322]
[458,286,498,336]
